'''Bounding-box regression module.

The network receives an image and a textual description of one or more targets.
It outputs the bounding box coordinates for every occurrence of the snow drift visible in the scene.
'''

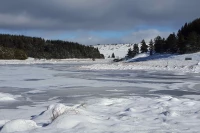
[1,119,38,133]
[1,96,200,132]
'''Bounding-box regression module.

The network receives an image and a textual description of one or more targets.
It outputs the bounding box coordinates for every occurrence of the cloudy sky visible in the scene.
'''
[0,0,199,45]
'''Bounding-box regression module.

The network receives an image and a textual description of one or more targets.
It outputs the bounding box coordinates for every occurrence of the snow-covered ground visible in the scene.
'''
[81,52,200,73]
[0,58,110,65]
[94,44,136,58]
[93,43,200,73]
[0,61,200,132]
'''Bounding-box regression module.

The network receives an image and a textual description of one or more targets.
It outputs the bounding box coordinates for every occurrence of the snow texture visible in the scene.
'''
[2,96,200,132]
[94,44,139,58]
[81,52,200,73]
[1,119,38,133]
[0,58,110,65]
[0,58,200,133]
[0,93,19,102]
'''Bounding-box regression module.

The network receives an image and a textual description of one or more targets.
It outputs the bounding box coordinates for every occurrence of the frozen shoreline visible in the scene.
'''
[0,58,110,65]
[81,60,200,73]
[81,53,200,73]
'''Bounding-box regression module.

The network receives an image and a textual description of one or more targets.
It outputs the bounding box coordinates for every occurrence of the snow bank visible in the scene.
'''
[49,104,105,130]
[81,60,200,73]
[1,96,200,132]
[51,104,67,121]
[32,103,78,125]
[31,104,68,124]
[51,114,100,129]
[81,52,200,73]
[1,119,38,133]
[0,58,108,65]
[49,96,200,132]
[130,53,149,59]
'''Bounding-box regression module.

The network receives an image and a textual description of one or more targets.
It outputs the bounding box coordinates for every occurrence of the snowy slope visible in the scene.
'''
[94,44,138,58]
[81,52,200,73]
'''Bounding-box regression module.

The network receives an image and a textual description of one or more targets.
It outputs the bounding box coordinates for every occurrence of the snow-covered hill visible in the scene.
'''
[94,44,141,58]
[81,52,200,73]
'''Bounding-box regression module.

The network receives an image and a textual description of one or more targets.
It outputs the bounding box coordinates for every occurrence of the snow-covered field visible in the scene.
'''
[81,52,200,73]
[93,44,200,73]
[0,59,200,132]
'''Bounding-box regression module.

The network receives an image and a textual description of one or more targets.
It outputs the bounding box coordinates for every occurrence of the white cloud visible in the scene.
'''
[0,0,199,30]
[0,13,64,30]
[121,29,171,43]
[68,29,171,45]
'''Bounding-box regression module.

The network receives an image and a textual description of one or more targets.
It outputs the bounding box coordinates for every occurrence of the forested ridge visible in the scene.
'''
[1,18,200,60]
[126,18,200,58]
[0,34,104,60]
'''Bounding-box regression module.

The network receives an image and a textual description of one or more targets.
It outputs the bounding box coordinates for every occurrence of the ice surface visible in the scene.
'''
[0,62,200,132]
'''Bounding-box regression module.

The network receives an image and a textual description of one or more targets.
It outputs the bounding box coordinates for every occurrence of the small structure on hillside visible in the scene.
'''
[185,57,192,60]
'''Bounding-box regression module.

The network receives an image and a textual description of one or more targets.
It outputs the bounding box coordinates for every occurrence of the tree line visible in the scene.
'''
[0,34,104,60]
[126,18,200,58]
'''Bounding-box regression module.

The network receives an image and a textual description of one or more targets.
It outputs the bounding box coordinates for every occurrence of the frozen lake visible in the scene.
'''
[0,62,200,132]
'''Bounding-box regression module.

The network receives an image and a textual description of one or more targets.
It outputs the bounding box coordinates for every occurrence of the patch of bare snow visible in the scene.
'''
[0,93,20,102]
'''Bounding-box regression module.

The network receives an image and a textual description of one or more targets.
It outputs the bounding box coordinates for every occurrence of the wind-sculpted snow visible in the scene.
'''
[1,119,39,133]
[1,96,200,133]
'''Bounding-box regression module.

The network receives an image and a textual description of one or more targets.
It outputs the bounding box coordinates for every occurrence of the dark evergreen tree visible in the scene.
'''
[175,18,200,53]
[133,44,139,55]
[162,38,167,53]
[140,39,148,53]
[0,46,27,60]
[149,39,154,55]
[166,33,177,53]
[154,36,166,53]
[126,44,139,59]
[154,36,163,53]
[0,34,104,59]
[177,34,186,54]
[186,31,200,52]
[127,48,133,58]
[111,53,115,58]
